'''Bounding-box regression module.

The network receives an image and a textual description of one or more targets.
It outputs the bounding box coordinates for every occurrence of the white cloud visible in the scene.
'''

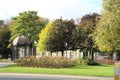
[0,0,102,20]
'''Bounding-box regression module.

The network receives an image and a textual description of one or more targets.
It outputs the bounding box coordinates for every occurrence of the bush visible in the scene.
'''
[87,60,101,66]
[16,56,75,68]
[76,59,88,65]
[76,59,101,66]
[96,59,116,65]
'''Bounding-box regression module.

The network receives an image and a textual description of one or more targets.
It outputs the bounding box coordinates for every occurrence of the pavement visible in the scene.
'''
[0,62,114,80]
[0,73,114,80]
[0,62,15,68]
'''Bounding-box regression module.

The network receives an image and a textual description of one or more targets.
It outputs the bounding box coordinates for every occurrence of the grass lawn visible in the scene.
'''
[0,64,114,77]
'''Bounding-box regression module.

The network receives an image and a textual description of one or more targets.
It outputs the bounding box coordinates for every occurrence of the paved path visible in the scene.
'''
[0,73,114,80]
[0,62,15,68]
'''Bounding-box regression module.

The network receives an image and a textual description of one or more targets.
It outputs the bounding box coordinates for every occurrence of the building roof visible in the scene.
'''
[12,36,31,46]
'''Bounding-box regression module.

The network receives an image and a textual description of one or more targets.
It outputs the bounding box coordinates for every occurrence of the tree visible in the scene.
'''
[51,19,76,55]
[0,26,11,58]
[37,22,58,52]
[37,18,76,57]
[73,13,99,60]
[9,11,48,47]
[71,26,84,50]
[49,19,76,56]
[95,0,120,60]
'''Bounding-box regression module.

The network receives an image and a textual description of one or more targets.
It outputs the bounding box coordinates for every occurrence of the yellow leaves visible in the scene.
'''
[37,22,58,52]
[95,2,120,52]
[103,0,120,12]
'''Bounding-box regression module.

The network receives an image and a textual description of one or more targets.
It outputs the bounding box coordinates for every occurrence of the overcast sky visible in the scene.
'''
[0,0,103,20]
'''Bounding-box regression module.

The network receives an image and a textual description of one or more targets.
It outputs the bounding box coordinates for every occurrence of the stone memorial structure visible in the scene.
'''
[11,36,36,61]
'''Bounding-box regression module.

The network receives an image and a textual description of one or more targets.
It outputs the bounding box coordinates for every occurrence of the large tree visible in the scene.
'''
[73,13,99,60]
[9,11,48,47]
[37,18,76,56]
[37,22,58,52]
[0,26,11,58]
[51,19,76,53]
[95,0,120,60]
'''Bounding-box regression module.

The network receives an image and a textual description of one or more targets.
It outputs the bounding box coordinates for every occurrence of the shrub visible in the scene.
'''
[16,56,37,67]
[76,59,88,65]
[76,59,101,66]
[87,60,101,66]
[16,56,75,68]
[96,59,116,65]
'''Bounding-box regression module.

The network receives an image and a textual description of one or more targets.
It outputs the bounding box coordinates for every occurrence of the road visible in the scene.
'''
[0,76,93,80]
[0,73,114,80]
[0,75,98,80]
[0,62,15,68]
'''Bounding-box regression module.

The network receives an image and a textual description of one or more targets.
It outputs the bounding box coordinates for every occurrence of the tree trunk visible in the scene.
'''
[109,52,113,60]
[91,48,94,60]
[49,52,52,56]
[61,51,64,57]
[83,49,87,59]
[83,51,86,59]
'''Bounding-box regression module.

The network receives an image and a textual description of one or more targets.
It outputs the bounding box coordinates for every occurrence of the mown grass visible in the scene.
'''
[0,64,114,77]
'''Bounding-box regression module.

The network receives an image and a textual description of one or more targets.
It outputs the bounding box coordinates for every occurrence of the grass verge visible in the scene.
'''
[0,64,114,77]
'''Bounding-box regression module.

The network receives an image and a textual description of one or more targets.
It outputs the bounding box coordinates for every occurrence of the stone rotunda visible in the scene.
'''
[12,36,36,61]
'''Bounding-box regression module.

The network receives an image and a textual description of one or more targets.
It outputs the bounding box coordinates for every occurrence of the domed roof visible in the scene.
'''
[12,36,31,46]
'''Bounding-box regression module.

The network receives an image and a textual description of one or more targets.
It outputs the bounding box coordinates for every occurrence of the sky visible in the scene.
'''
[0,0,103,20]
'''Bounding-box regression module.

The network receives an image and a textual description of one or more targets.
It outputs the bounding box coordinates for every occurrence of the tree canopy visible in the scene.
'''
[75,13,99,60]
[0,26,11,58]
[95,0,120,52]
[37,22,58,52]
[9,11,48,47]
[37,18,76,56]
